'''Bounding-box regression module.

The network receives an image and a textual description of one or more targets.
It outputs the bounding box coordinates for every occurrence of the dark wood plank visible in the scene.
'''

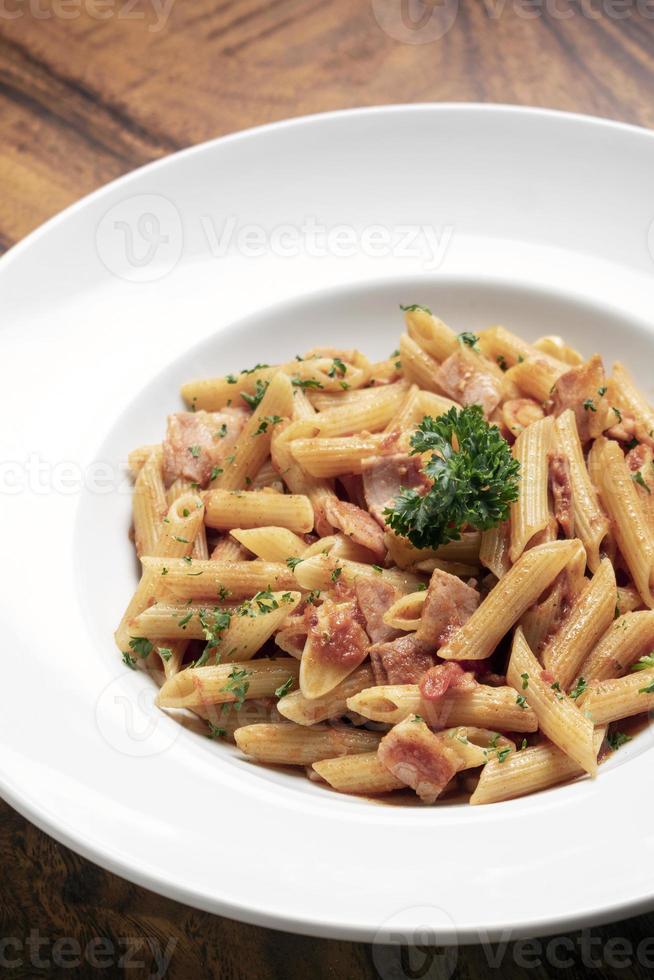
[3,5,654,977]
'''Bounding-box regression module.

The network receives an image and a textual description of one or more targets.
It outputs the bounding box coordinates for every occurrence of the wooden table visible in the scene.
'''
[3,3,654,977]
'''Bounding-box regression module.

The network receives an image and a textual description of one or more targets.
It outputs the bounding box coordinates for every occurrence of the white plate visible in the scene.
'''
[2,104,654,945]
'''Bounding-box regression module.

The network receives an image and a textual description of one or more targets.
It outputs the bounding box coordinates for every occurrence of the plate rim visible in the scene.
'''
[3,102,654,944]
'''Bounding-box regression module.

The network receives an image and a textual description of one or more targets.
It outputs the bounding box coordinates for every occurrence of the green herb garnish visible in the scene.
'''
[383,406,520,549]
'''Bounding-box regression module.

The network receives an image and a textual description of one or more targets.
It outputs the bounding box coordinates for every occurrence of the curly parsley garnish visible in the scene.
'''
[383,406,520,549]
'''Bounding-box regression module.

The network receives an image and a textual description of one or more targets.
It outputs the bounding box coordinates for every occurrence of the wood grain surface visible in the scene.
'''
[3,2,654,977]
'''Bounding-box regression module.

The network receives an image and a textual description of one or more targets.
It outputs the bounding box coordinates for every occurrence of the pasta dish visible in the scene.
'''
[115,305,654,805]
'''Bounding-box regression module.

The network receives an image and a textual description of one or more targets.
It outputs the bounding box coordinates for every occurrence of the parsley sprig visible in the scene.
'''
[383,406,520,549]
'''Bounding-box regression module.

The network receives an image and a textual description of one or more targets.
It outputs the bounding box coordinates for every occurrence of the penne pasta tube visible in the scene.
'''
[301,532,379,564]
[399,333,444,393]
[289,433,390,478]
[404,307,458,362]
[157,657,300,709]
[156,639,187,679]
[142,557,295,600]
[417,389,461,417]
[234,723,381,765]
[308,380,407,412]
[132,448,168,557]
[128,591,300,661]
[542,558,616,690]
[554,410,608,571]
[504,357,567,402]
[312,752,405,794]
[210,535,250,561]
[479,521,511,579]
[509,415,554,561]
[506,628,597,775]
[277,664,375,726]
[128,444,160,476]
[153,492,205,559]
[533,335,584,366]
[438,539,582,661]
[204,489,314,534]
[383,590,426,631]
[589,437,654,608]
[470,728,606,805]
[213,372,295,490]
[293,553,423,595]
[251,457,282,490]
[194,698,281,738]
[346,684,538,732]
[270,420,337,537]
[578,610,654,682]
[611,362,654,438]
[577,668,654,724]
[477,325,538,367]
[309,383,408,436]
[230,526,307,562]
[385,530,481,570]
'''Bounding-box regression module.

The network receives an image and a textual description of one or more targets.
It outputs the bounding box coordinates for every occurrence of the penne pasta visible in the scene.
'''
[509,415,554,561]
[438,539,582,661]
[346,684,538,732]
[554,410,608,571]
[578,610,654,683]
[506,628,597,775]
[230,526,307,562]
[234,723,381,765]
[541,558,616,690]
[118,308,654,806]
[577,668,654,724]
[157,657,300,709]
[313,752,405,794]
[589,437,654,608]
[204,489,314,534]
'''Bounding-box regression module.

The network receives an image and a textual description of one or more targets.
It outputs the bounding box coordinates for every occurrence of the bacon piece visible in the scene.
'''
[551,354,606,443]
[419,662,477,701]
[361,453,429,527]
[307,598,368,668]
[540,669,556,685]
[415,568,480,647]
[435,348,502,418]
[369,634,437,685]
[549,451,574,538]
[354,578,401,644]
[323,498,386,560]
[377,716,461,803]
[162,408,248,487]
